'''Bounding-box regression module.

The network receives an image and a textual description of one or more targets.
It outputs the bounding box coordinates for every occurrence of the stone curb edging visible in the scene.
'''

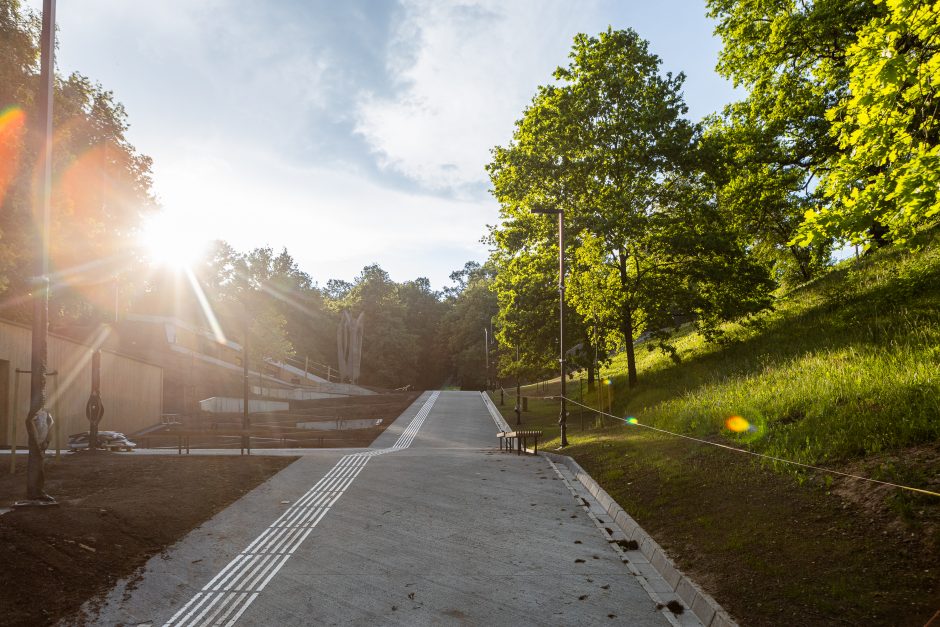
[540,451,738,627]
[480,392,511,432]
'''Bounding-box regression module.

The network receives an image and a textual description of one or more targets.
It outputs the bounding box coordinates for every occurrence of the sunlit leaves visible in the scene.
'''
[800,0,940,247]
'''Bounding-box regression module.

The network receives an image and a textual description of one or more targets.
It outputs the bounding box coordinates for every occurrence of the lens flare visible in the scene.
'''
[0,106,26,205]
[626,417,638,425]
[139,211,209,268]
[725,415,751,433]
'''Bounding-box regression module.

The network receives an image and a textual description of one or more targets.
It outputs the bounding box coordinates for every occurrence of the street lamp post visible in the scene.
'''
[22,0,57,505]
[532,206,568,447]
[242,314,250,451]
[483,327,489,391]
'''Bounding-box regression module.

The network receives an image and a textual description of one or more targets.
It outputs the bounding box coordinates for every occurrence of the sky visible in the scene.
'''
[29,0,740,290]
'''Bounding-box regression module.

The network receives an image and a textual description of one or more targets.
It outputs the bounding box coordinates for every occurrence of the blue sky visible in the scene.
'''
[32,0,740,290]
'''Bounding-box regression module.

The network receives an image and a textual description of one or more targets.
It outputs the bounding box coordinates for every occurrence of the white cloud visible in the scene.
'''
[151,138,494,287]
[25,0,741,289]
[354,0,604,192]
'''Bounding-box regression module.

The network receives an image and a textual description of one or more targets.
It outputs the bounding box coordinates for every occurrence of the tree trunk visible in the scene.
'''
[617,250,638,388]
[623,307,637,388]
[868,219,891,249]
[587,360,595,392]
[789,244,813,282]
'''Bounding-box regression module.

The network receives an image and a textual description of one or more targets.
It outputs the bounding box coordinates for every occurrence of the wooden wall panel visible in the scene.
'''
[1,321,163,448]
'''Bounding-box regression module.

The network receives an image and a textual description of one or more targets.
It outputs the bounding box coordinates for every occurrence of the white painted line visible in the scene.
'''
[212,591,248,626]
[164,391,441,627]
[223,592,257,627]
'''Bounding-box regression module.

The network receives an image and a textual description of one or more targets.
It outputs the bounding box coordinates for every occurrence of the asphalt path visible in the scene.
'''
[87,391,671,626]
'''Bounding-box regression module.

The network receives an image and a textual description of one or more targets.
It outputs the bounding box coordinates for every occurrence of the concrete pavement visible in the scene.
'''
[84,391,680,626]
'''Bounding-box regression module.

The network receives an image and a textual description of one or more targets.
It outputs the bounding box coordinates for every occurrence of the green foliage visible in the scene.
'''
[800,0,940,247]
[489,28,773,388]
[704,0,881,273]
[333,264,418,388]
[0,0,156,323]
[498,227,940,543]
[597,227,938,465]
[439,261,498,390]
[395,276,449,389]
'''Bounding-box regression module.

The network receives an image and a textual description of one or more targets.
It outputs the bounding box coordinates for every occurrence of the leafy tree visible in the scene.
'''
[490,29,773,387]
[209,246,295,367]
[398,277,449,389]
[336,264,417,388]
[324,278,352,300]
[491,246,559,386]
[798,0,940,247]
[490,239,602,392]
[438,261,498,390]
[249,247,333,367]
[704,0,882,271]
[0,0,155,323]
[491,29,686,387]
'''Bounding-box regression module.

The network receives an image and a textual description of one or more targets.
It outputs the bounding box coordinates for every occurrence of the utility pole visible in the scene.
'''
[515,344,521,426]
[242,316,250,452]
[483,327,489,390]
[532,206,568,446]
[23,0,57,505]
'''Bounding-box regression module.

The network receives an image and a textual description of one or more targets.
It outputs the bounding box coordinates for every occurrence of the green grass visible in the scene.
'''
[515,226,940,467]
[492,229,940,625]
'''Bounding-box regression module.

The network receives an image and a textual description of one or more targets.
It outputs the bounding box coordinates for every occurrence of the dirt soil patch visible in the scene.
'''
[0,453,295,626]
[568,433,940,626]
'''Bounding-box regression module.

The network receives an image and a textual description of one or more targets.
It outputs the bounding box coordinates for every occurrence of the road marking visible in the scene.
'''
[164,391,440,627]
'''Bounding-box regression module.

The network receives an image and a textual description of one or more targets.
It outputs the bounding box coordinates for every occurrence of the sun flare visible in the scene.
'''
[139,212,209,268]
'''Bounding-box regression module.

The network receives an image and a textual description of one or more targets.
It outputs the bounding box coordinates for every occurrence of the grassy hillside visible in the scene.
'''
[494,228,940,625]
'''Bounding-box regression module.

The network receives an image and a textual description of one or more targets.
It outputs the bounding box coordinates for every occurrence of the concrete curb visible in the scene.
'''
[480,391,511,432]
[540,451,738,627]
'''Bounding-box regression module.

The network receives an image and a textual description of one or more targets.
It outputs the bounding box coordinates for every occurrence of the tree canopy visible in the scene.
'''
[799,0,940,246]
[488,29,773,387]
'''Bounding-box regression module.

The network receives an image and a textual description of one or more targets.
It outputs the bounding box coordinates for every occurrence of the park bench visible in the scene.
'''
[497,430,543,455]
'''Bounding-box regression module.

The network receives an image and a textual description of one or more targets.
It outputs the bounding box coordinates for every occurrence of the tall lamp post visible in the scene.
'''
[483,327,489,390]
[532,206,568,447]
[21,0,57,505]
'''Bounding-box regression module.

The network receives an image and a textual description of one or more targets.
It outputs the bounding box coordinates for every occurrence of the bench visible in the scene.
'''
[497,430,543,455]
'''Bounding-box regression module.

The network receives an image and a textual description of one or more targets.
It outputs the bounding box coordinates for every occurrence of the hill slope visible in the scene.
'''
[496,228,940,625]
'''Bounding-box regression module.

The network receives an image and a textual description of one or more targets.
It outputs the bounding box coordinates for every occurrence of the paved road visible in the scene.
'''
[88,391,671,626]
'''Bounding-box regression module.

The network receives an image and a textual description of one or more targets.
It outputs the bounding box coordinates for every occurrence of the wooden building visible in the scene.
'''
[0,318,163,449]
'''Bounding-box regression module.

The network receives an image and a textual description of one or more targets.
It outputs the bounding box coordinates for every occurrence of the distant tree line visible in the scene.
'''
[0,0,498,391]
[140,247,499,391]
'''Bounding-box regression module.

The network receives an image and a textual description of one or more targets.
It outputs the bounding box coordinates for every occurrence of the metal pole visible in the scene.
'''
[483,327,489,390]
[88,350,101,454]
[242,317,249,451]
[51,373,59,460]
[25,0,56,502]
[558,210,568,447]
[9,370,24,474]
[515,344,521,426]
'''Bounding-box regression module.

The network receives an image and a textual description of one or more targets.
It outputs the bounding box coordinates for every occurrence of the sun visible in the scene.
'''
[139,211,209,268]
